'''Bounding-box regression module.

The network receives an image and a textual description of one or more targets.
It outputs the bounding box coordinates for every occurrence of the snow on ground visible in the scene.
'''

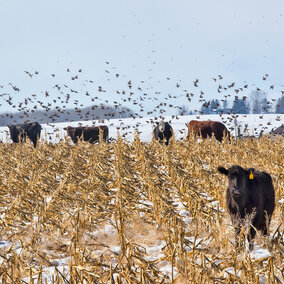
[249,246,271,260]
[21,262,70,283]
[0,241,11,250]
[0,114,283,144]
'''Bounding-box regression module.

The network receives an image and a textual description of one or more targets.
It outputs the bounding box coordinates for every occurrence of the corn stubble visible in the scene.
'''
[0,135,283,283]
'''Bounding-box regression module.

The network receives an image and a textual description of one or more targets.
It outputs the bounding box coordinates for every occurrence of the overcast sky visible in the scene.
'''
[0,0,283,115]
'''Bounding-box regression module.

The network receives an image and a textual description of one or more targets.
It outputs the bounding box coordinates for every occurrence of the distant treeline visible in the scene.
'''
[179,91,284,115]
[0,104,134,126]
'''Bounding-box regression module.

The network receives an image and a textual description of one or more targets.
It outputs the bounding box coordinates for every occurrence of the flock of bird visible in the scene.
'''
[0,63,283,139]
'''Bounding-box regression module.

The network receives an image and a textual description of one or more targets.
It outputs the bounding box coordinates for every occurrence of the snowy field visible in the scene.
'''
[0,113,283,144]
[0,114,283,282]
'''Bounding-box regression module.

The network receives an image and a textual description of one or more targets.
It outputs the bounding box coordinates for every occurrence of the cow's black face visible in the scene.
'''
[228,172,246,198]
[218,165,249,198]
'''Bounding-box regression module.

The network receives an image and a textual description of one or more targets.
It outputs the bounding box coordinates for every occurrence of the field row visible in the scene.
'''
[0,136,283,283]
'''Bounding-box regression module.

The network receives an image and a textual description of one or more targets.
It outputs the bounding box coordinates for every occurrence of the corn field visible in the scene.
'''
[0,134,283,283]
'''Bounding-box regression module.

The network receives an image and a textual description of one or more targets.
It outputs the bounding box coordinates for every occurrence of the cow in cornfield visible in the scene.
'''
[65,125,109,144]
[153,121,173,146]
[8,122,42,148]
[218,165,275,250]
[187,120,230,142]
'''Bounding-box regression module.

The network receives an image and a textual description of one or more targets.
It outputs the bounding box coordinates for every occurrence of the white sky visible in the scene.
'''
[0,0,283,115]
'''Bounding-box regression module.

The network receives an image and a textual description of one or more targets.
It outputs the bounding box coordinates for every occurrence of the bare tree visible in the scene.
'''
[249,90,266,114]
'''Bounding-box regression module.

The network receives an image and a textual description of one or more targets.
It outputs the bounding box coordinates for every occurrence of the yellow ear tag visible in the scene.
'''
[249,171,254,180]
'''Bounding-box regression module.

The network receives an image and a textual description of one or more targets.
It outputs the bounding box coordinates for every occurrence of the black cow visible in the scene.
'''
[218,165,275,250]
[153,121,173,146]
[66,125,109,144]
[8,122,42,148]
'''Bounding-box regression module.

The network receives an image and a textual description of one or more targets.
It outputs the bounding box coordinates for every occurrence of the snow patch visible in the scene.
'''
[110,245,122,255]
[249,246,271,260]
[158,260,178,280]
[144,240,166,261]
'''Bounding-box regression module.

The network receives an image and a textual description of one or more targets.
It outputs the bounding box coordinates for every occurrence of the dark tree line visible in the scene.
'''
[179,91,284,115]
[275,96,284,113]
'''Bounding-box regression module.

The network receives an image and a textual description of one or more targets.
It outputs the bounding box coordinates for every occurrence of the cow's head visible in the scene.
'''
[218,165,253,198]
[7,125,20,143]
[158,121,166,132]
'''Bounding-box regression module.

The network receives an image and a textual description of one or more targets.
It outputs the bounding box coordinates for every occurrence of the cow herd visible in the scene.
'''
[6,120,231,147]
[4,120,277,251]
[7,123,109,148]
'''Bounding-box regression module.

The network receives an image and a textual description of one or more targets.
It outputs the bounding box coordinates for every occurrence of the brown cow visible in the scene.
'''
[218,165,275,250]
[187,120,230,142]
[66,125,109,143]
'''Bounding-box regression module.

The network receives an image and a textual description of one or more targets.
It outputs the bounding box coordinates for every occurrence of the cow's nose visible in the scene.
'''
[232,188,241,196]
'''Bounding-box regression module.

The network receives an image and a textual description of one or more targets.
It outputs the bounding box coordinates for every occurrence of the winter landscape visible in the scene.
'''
[1,0,284,282]
[0,114,283,283]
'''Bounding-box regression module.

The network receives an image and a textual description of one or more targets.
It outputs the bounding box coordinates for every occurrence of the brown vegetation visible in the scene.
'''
[0,134,283,283]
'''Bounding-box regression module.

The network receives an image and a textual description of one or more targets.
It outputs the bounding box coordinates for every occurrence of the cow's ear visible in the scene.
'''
[217,166,228,176]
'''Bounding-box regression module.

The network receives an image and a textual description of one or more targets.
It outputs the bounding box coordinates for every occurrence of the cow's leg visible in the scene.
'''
[159,133,165,144]
[20,133,25,143]
[247,227,256,250]
[262,214,271,236]
[263,227,268,236]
